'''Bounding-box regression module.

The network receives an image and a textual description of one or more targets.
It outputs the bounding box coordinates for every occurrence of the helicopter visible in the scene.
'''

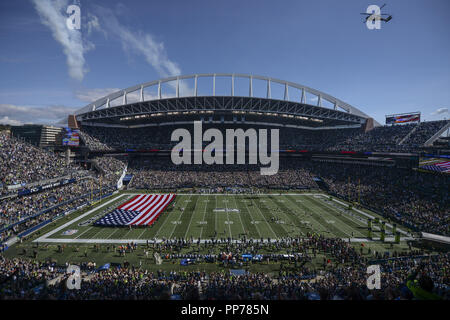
[361,4,392,24]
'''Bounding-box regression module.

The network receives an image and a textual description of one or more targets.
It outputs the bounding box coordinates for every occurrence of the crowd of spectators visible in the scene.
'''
[309,161,449,236]
[0,131,81,190]
[328,124,415,152]
[401,120,448,148]
[79,120,449,153]
[0,235,448,300]
[331,120,449,152]
[1,178,102,230]
[128,159,318,190]
[79,130,114,151]
[0,131,127,244]
[93,156,127,185]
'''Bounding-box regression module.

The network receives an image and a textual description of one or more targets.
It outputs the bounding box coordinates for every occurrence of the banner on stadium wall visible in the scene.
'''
[16,178,76,197]
[385,112,420,125]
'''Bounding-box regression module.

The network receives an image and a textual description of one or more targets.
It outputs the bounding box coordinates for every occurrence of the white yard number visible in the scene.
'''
[366,5,381,30]
[366,264,381,289]
[66,265,81,290]
[66,5,81,30]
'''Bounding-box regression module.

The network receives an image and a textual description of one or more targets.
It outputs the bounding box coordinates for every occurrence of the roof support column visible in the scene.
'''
[267,79,271,99]
[194,75,198,97]
[231,74,234,96]
[249,76,253,97]
[122,91,127,105]
[301,88,306,103]
[176,77,180,98]
[284,83,289,100]
[317,95,322,107]
[158,81,161,99]
[140,86,144,102]
[213,74,216,96]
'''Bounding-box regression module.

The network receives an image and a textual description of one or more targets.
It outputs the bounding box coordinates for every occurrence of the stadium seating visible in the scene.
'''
[79,120,450,153]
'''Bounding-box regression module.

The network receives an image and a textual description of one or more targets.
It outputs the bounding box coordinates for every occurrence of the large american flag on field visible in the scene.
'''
[94,194,176,226]
[420,161,450,173]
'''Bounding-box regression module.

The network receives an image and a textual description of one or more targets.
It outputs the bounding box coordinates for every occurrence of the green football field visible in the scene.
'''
[31,191,411,244]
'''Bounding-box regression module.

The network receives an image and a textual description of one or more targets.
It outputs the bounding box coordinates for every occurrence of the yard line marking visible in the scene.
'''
[231,195,246,236]
[284,195,337,237]
[199,195,209,239]
[214,195,218,235]
[154,196,183,239]
[242,199,262,238]
[250,197,277,238]
[267,195,304,237]
[315,197,368,237]
[265,196,292,236]
[168,194,193,239]
[303,196,353,238]
[137,227,148,240]
[305,196,356,238]
[331,198,409,235]
[75,226,93,239]
[224,196,233,238]
[184,195,199,239]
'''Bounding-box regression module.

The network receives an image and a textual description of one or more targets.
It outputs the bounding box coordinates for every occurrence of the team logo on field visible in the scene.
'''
[62,229,78,235]
[213,208,240,213]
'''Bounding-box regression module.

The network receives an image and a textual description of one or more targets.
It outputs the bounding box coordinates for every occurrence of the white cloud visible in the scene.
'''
[75,88,121,102]
[0,116,23,126]
[86,13,100,36]
[93,5,192,95]
[0,104,77,125]
[97,8,181,78]
[431,108,448,115]
[32,0,90,81]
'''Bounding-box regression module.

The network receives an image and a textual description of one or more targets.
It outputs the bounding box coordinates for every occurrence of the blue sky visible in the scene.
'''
[0,0,449,125]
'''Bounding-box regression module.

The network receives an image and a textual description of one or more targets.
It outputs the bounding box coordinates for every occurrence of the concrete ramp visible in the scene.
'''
[424,121,450,146]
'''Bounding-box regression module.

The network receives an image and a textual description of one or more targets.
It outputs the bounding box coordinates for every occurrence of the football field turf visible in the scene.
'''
[33,191,410,244]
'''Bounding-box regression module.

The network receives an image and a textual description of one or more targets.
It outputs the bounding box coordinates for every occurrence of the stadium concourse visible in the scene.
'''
[0,116,449,300]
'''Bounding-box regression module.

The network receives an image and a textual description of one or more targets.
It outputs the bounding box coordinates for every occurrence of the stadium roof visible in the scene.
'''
[74,74,380,127]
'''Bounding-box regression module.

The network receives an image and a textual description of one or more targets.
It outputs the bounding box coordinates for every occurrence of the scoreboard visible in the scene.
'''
[386,112,420,125]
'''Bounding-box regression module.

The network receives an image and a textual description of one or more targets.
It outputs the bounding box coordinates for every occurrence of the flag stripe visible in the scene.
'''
[436,161,450,168]
[119,194,145,210]
[127,194,152,211]
[127,195,163,225]
[144,194,176,226]
[117,195,140,209]
[134,194,158,213]
[136,194,171,226]
[135,194,163,217]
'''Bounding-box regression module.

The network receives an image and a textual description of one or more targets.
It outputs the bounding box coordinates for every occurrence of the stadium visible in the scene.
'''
[1,73,449,301]
[1,1,449,305]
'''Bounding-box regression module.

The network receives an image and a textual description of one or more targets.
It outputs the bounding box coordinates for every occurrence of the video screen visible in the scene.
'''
[386,113,421,125]
[62,128,80,146]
